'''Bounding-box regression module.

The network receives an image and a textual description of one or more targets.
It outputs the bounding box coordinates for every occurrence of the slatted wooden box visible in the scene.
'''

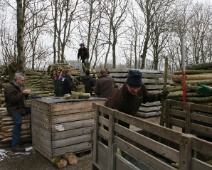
[31,97,105,160]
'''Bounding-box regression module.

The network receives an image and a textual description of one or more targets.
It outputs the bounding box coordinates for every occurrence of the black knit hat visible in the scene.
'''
[126,70,142,87]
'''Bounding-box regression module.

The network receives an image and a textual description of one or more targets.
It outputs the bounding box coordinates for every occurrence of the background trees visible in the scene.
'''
[0,0,211,72]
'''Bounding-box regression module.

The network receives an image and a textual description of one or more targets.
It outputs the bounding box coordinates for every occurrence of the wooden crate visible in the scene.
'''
[92,103,212,170]
[31,97,105,160]
[165,99,212,140]
[109,69,171,117]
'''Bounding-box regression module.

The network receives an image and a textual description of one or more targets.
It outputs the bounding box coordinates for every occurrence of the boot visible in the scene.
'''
[12,146,26,152]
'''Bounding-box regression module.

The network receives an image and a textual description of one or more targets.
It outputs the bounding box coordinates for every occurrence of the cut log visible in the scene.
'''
[63,152,78,165]
[174,70,212,75]
[51,156,68,169]
[172,74,212,83]
[186,62,212,70]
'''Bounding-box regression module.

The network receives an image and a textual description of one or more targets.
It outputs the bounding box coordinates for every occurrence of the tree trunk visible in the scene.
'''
[16,0,25,72]
[51,157,68,169]
[63,152,78,165]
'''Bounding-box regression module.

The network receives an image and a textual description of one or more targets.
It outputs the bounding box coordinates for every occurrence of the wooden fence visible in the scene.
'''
[164,99,212,140]
[109,69,171,117]
[92,103,212,170]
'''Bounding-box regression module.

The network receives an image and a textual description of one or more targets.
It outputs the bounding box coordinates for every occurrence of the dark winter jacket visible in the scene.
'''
[105,83,161,116]
[94,74,115,98]
[4,82,28,115]
[62,76,74,95]
[81,75,96,94]
[77,47,89,60]
[54,75,64,96]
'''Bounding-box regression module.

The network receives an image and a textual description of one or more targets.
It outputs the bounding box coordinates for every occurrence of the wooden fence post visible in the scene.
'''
[93,104,99,165]
[165,99,172,128]
[179,134,193,170]
[185,103,191,134]
[108,110,115,170]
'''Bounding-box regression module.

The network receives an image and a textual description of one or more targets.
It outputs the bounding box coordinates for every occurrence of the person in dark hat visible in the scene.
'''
[105,69,168,128]
[77,43,89,72]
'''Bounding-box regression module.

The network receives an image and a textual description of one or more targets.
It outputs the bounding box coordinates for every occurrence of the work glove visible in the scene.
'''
[159,90,169,100]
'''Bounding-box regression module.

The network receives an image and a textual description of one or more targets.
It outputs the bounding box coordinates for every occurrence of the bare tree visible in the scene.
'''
[101,0,128,68]
[51,0,79,63]
[188,3,212,64]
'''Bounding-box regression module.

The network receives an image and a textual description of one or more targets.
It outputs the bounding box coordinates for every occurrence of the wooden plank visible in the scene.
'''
[191,123,212,136]
[141,101,161,107]
[31,117,51,131]
[170,109,186,118]
[191,103,212,113]
[32,105,50,114]
[171,118,185,128]
[136,111,160,118]
[97,141,108,170]
[108,111,115,170]
[168,99,189,110]
[145,84,164,90]
[191,158,212,170]
[31,109,51,124]
[52,107,93,116]
[190,113,212,124]
[138,106,161,112]
[115,124,179,163]
[98,127,109,140]
[50,100,94,113]
[185,104,191,133]
[179,134,192,170]
[52,134,91,148]
[52,112,93,124]
[32,136,52,156]
[93,104,99,163]
[99,105,114,116]
[33,144,52,161]
[113,109,182,144]
[115,154,141,170]
[53,141,92,156]
[52,119,93,132]
[52,126,93,140]
[32,123,51,140]
[192,136,212,157]
[99,116,109,128]
[32,123,51,141]
[31,99,50,112]
[114,136,176,170]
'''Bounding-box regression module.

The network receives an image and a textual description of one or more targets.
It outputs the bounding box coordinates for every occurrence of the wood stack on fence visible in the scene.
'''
[167,62,212,105]
[109,69,171,117]
[0,108,31,147]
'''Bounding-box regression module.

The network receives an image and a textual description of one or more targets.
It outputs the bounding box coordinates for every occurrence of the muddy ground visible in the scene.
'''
[0,117,160,170]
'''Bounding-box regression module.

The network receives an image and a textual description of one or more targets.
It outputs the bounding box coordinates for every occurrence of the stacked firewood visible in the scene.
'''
[0,108,31,146]
[167,62,212,106]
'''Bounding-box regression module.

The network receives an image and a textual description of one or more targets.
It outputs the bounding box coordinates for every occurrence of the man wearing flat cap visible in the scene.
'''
[105,69,167,128]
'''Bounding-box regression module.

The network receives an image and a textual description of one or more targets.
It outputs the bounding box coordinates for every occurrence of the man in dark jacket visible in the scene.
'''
[77,43,89,72]
[4,73,30,152]
[81,70,96,95]
[94,68,115,98]
[62,69,74,95]
[53,69,64,96]
[105,69,167,128]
